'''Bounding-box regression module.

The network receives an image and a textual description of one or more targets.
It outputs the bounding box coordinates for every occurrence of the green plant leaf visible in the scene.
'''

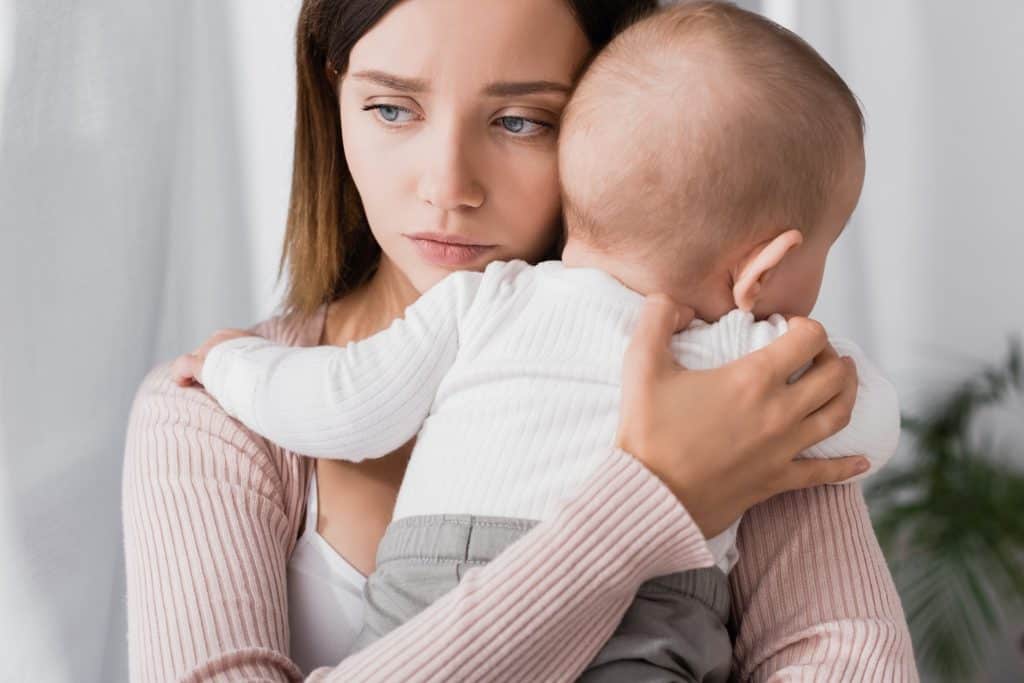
[867,336,1024,681]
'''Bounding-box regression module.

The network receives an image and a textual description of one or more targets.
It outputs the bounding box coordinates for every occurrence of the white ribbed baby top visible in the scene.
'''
[203,260,900,573]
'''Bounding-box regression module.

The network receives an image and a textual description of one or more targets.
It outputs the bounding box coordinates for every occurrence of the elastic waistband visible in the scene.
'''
[378,514,730,620]
[378,514,539,565]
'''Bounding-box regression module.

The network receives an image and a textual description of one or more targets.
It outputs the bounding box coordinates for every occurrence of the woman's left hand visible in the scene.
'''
[170,328,254,387]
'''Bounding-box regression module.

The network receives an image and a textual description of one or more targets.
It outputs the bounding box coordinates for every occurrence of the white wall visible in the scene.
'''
[765,4,1024,679]
[226,0,303,321]
[0,2,254,680]
[768,1,1024,417]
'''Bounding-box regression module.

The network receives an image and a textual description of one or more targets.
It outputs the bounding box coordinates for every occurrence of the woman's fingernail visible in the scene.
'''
[855,458,869,473]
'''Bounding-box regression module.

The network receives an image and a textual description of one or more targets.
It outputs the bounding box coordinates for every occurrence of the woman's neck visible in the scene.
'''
[321,254,421,347]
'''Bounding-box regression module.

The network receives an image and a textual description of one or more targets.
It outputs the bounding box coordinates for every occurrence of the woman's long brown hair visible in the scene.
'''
[279,0,657,320]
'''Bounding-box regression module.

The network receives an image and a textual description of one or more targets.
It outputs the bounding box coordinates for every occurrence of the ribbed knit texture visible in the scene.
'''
[122,290,918,682]
[200,261,900,513]
[200,260,900,573]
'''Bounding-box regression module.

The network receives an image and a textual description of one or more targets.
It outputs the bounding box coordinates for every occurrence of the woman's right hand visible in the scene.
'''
[616,295,868,540]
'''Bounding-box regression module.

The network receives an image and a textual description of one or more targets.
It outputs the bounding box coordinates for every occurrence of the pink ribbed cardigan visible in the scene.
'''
[121,305,918,682]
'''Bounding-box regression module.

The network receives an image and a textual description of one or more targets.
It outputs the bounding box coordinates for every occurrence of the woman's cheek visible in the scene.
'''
[340,113,376,193]
[344,126,411,236]
[508,153,562,257]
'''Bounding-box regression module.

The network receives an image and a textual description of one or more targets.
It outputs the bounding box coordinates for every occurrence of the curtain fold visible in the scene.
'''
[0,2,251,680]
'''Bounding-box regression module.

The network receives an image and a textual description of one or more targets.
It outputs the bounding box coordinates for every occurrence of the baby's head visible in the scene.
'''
[558,1,865,321]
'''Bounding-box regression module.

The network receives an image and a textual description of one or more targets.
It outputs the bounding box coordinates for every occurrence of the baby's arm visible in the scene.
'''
[197,270,483,460]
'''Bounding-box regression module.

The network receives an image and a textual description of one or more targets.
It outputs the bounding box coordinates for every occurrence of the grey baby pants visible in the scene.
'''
[351,514,732,682]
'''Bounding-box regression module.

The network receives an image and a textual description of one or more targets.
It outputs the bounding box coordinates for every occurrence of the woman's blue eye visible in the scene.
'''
[363,104,414,125]
[497,116,547,136]
[378,105,401,122]
[502,117,526,133]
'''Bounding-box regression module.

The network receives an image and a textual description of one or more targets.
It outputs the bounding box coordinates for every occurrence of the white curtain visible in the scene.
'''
[1,1,1021,680]
[766,1,1024,408]
[0,1,259,680]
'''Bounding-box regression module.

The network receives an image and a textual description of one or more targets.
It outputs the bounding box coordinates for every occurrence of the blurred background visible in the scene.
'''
[0,1,1021,681]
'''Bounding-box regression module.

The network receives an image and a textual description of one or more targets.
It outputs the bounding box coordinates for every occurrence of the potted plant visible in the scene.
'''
[866,337,1024,681]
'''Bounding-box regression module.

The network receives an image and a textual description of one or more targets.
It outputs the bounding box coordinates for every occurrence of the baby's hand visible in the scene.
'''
[171,328,256,387]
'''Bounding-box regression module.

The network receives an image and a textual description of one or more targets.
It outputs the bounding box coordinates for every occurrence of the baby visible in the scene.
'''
[175,2,899,680]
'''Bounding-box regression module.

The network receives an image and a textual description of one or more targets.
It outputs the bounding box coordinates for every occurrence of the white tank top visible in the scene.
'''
[287,467,367,674]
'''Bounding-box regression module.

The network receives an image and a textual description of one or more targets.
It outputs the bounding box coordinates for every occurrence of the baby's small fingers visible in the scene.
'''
[199,329,251,357]
[212,328,250,342]
[170,354,200,386]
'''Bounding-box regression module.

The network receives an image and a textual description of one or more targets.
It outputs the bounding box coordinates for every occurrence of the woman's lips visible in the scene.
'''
[406,235,497,267]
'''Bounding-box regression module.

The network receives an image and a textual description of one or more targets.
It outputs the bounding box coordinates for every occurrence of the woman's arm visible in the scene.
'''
[308,447,712,682]
[617,297,917,679]
[728,483,918,681]
[123,364,713,683]
[123,365,304,682]
[125,298,889,681]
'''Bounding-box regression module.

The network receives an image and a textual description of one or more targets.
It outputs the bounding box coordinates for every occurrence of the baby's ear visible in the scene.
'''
[731,229,803,312]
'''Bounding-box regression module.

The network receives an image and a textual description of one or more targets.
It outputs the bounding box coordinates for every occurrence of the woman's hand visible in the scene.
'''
[170,328,255,387]
[616,295,867,539]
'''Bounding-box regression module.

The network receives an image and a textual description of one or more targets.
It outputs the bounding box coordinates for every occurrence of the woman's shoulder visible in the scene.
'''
[123,306,327,506]
[130,304,326,426]
[131,303,327,425]
[247,303,328,347]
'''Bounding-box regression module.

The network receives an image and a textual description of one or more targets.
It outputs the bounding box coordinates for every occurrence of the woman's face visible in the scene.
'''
[339,0,591,292]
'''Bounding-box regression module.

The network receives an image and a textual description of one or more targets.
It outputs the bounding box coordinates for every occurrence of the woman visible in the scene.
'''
[122,0,916,680]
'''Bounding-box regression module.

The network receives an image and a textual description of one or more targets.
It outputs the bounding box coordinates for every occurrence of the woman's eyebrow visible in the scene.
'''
[350,70,430,93]
[349,70,570,97]
[483,81,572,97]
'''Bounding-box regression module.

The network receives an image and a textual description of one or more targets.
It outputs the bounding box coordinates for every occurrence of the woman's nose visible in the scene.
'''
[416,132,485,211]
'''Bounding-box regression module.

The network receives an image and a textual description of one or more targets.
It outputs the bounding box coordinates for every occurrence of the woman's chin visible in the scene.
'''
[404,264,460,293]
[406,253,506,291]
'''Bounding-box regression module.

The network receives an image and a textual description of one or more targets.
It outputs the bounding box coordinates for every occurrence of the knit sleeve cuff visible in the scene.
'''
[200,336,276,427]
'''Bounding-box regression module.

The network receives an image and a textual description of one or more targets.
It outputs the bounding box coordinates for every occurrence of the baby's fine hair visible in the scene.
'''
[559,0,864,283]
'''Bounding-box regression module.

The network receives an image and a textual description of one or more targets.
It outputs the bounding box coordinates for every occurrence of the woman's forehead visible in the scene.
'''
[347,0,590,89]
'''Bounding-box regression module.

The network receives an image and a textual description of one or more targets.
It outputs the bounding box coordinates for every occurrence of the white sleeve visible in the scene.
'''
[799,338,902,482]
[200,270,484,461]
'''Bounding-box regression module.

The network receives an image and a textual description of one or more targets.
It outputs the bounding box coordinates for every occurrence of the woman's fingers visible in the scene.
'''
[791,360,858,450]
[617,296,696,465]
[755,317,829,384]
[675,305,696,333]
[616,305,872,533]
[786,346,856,421]
[623,295,691,383]
[780,455,870,491]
